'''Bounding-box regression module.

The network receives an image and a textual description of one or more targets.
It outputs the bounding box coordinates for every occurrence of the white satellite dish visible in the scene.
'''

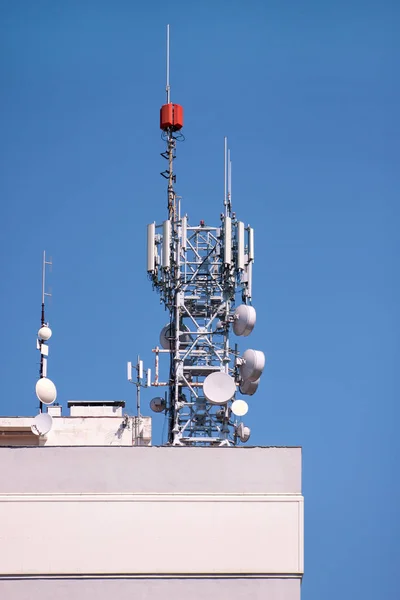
[159,324,192,350]
[240,349,265,382]
[231,399,249,417]
[150,397,166,413]
[233,305,256,337]
[38,326,52,341]
[35,377,57,405]
[203,371,236,405]
[31,412,53,436]
[239,377,260,396]
[236,423,251,443]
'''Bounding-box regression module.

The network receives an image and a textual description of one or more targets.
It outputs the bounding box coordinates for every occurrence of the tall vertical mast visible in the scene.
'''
[136,27,265,446]
[39,251,52,411]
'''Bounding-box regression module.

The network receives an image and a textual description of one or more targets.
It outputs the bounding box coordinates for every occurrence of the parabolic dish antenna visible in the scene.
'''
[35,377,57,405]
[150,397,166,413]
[38,326,52,341]
[159,324,192,350]
[233,305,256,337]
[240,349,265,383]
[203,371,236,405]
[231,399,249,417]
[239,377,260,396]
[236,423,251,443]
[31,412,53,436]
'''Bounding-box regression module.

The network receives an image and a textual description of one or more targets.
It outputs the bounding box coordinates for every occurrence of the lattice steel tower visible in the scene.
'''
[128,26,265,446]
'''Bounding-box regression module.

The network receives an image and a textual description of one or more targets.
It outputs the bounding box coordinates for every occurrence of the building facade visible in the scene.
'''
[0,442,303,599]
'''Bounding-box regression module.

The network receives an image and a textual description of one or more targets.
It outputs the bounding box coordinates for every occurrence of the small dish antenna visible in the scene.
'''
[233,305,256,337]
[239,377,260,396]
[231,399,249,416]
[240,349,265,382]
[159,324,192,349]
[236,422,251,443]
[38,325,52,341]
[150,397,166,413]
[31,412,53,436]
[203,371,236,405]
[35,377,57,405]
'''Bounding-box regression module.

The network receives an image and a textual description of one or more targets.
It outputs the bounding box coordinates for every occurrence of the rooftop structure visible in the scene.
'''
[129,25,265,447]
[0,401,151,447]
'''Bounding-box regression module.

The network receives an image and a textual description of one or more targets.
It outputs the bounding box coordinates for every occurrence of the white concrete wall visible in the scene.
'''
[0,416,152,446]
[0,578,301,600]
[0,492,303,575]
[0,447,303,600]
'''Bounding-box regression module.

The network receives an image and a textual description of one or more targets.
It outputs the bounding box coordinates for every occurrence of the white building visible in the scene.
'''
[0,401,151,447]
[0,401,303,600]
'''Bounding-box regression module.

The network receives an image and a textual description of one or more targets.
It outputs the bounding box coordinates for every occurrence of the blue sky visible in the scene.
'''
[0,0,398,597]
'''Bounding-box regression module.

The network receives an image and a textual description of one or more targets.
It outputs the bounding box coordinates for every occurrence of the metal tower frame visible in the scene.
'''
[128,26,261,447]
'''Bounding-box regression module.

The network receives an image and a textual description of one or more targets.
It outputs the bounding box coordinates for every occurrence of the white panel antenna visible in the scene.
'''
[237,221,245,270]
[248,227,254,262]
[224,216,232,265]
[162,220,171,269]
[181,215,187,250]
[147,223,156,272]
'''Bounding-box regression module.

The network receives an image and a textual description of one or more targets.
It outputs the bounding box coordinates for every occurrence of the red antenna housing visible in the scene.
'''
[160,103,184,131]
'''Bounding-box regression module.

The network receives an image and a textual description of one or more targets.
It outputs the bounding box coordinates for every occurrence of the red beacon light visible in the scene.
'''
[160,102,184,131]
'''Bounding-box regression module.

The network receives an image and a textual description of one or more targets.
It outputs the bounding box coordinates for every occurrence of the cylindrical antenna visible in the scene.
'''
[166,24,171,104]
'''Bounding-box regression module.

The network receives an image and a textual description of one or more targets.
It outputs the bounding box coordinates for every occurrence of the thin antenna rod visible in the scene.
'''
[166,24,170,104]
[228,149,232,212]
[224,137,228,215]
[41,251,46,325]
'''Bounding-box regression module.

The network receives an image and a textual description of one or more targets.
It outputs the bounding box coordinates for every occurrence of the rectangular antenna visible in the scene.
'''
[147,223,156,272]
[147,369,151,387]
[127,361,132,382]
[237,222,245,270]
[138,360,143,380]
[162,220,171,269]
[224,216,232,265]
[181,216,187,250]
[248,227,255,262]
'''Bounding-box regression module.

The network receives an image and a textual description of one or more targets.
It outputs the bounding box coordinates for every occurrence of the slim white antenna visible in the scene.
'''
[224,137,228,215]
[228,148,232,211]
[166,24,170,104]
[41,251,52,316]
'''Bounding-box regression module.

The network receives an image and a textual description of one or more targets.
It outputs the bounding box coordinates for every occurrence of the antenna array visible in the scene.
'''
[32,251,57,436]
[128,26,265,446]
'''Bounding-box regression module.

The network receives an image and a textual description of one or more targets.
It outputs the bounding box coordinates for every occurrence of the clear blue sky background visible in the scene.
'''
[1,1,398,597]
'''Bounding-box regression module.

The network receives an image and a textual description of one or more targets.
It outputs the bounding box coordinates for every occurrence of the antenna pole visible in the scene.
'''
[41,250,46,326]
[224,137,227,215]
[228,149,232,215]
[39,252,52,412]
[166,24,170,104]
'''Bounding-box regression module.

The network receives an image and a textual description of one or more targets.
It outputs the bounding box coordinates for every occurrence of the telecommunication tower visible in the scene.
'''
[32,251,57,436]
[128,25,265,446]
